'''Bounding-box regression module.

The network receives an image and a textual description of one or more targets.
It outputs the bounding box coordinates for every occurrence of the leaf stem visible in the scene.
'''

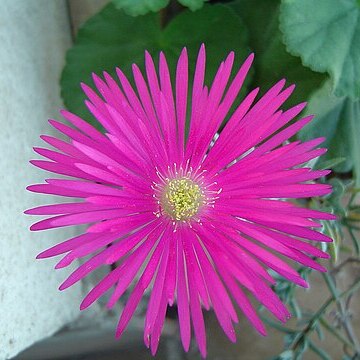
[260,314,296,334]
[290,276,360,352]
[308,340,331,360]
[319,317,354,350]
[330,257,360,275]
[322,272,360,356]
[347,226,360,255]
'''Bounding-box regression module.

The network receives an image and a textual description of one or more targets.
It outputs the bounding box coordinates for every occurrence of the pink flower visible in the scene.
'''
[26,45,334,357]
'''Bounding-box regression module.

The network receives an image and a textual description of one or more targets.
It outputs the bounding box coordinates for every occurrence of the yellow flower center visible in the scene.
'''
[161,178,204,221]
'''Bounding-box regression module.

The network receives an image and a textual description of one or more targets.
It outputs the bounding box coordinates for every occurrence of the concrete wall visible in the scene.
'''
[0,1,83,358]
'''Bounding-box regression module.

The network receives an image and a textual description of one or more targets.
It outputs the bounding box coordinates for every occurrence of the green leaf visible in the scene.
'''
[112,0,208,15]
[298,82,357,173]
[308,340,331,360]
[324,220,341,263]
[324,178,347,217]
[162,4,248,78]
[348,99,360,186]
[178,0,208,11]
[280,0,360,99]
[314,322,325,341]
[261,315,296,334]
[228,0,325,108]
[61,7,161,126]
[290,299,302,319]
[112,0,169,16]
[61,3,249,128]
[276,350,295,360]
[348,227,360,255]
[314,157,345,171]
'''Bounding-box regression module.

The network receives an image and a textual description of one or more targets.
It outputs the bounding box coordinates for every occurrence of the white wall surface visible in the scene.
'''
[0,1,83,358]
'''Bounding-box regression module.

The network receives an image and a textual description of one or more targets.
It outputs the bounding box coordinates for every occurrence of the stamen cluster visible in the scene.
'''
[161,177,204,221]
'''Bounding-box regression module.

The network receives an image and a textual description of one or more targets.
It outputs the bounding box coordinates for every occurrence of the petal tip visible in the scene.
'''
[36,251,47,259]
[79,301,88,310]
[58,283,67,291]
[30,223,43,231]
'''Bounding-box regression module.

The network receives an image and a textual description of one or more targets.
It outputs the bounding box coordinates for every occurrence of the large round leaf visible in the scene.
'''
[228,0,325,108]
[280,0,360,99]
[60,3,249,126]
[177,0,208,11]
[299,82,360,180]
[112,0,169,16]
[112,0,207,15]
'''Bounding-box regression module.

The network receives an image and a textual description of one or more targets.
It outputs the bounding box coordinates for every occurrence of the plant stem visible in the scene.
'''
[260,314,296,334]
[290,277,360,352]
[308,340,331,360]
[322,272,360,357]
[331,257,360,275]
[347,227,360,255]
[319,317,354,350]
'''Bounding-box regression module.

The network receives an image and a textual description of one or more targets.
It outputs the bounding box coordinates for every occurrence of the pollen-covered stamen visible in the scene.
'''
[152,163,220,222]
[161,178,204,221]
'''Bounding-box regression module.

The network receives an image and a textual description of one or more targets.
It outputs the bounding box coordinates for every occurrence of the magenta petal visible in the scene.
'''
[176,235,191,352]
[190,236,237,343]
[115,226,168,337]
[143,227,171,348]
[107,225,165,308]
[30,209,134,231]
[36,233,99,258]
[115,285,144,338]
[25,202,108,215]
[60,109,107,142]
[182,236,210,310]
[175,48,189,156]
[218,268,266,336]
[188,275,207,358]
[80,225,161,310]
[59,223,156,290]
[150,235,177,355]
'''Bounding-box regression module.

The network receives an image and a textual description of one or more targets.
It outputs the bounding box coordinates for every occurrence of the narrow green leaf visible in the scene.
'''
[261,315,296,334]
[280,0,360,99]
[319,317,355,350]
[314,158,345,171]
[322,178,347,218]
[308,340,332,360]
[277,350,295,360]
[112,0,169,16]
[324,221,340,263]
[325,178,347,204]
[290,299,302,319]
[348,227,360,255]
[314,322,325,341]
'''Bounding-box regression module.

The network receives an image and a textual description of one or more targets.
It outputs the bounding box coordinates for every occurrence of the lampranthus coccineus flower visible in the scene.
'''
[26,45,335,357]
